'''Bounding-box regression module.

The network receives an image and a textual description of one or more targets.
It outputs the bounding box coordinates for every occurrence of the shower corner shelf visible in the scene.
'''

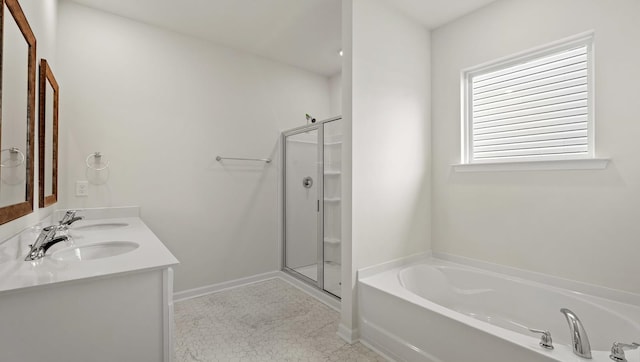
[324,170,341,176]
[324,237,341,245]
[324,197,341,203]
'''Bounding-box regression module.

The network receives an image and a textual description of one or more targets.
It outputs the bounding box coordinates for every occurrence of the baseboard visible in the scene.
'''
[173,271,281,302]
[359,339,397,362]
[360,318,440,362]
[173,271,342,313]
[337,323,360,344]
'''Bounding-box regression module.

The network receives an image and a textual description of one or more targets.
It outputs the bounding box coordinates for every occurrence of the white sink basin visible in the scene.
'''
[51,241,139,261]
[72,222,129,231]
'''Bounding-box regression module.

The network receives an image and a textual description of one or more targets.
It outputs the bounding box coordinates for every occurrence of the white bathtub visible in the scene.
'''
[358,257,640,362]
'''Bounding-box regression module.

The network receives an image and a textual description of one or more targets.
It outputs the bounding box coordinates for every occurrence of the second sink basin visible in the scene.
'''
[51,241,139,262]
[71,222,130,231]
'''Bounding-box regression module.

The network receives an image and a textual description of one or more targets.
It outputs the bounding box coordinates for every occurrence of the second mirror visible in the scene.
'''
[38,58,59,208]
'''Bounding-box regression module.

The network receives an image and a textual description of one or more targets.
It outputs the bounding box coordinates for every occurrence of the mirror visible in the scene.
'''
[38,59,58,208]
[0,0,36,223]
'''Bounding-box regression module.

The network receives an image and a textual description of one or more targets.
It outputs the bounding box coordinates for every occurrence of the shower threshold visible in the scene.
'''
[292,262,341,297]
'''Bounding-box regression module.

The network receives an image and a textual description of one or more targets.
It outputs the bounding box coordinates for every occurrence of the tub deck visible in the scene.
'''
[358,257,640,362]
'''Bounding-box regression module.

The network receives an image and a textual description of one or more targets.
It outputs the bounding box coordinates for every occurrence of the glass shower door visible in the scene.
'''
[284,129,322,284]
[283,117,342,298]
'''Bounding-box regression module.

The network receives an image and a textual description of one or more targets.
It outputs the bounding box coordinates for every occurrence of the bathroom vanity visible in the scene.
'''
[0,207,178,362]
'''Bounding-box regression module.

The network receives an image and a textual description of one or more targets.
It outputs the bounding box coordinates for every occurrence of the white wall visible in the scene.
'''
[341,0,431,336]
[431,0,640,294]
[57,1,332,292]
[329,73,342,117]
[0,0,59,242]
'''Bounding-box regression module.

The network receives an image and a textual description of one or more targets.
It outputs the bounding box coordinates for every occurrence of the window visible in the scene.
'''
[462,33,594,164]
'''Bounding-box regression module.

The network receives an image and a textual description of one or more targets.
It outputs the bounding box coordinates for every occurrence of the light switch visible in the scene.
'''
[76,181,89,196]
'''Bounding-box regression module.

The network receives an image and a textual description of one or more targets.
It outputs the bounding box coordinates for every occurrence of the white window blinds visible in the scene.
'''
[465,35,593,163]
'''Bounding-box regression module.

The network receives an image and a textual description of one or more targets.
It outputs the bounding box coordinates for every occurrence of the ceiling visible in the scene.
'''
[70,0,496,77]
[381,0,498,29]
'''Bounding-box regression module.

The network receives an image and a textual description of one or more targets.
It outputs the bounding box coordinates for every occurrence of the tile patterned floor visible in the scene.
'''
[174,278,386,362]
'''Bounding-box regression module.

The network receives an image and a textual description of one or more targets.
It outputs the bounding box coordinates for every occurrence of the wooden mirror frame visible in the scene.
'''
[0,0,36,224]
[38,59,58,208]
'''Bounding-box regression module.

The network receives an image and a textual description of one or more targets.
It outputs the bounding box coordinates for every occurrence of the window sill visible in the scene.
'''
[452,158,609,172]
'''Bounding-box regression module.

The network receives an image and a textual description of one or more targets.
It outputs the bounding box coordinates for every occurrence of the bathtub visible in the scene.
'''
[358,257,640,362]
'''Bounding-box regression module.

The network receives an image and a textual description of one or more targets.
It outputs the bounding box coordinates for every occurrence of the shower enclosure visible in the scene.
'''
[282,116,342,298]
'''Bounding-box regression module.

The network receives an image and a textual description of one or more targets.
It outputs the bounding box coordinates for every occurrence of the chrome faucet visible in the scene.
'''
[59,209,84,226]
[610,342,639,362]
[528,328,554,350]
[25,225,69,261]
[561,308,592,359]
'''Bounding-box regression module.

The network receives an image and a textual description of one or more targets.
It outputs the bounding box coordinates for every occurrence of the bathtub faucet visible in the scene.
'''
[610,342,639,362]
[560,308,592,359]
[528,328,554,350]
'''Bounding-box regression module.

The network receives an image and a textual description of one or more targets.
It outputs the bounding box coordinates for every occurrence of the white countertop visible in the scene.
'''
[0,207,179,295]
